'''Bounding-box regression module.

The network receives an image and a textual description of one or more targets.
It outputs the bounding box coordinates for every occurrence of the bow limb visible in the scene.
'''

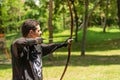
[60,0,74,80]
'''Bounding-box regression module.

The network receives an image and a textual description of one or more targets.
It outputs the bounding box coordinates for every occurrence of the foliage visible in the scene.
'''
[0,0,119,33]
[1,0,25,33]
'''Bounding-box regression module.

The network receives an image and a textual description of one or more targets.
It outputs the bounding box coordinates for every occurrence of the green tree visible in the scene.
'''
[81,0,89,56]
[117,0,120,29]
[0,0,3,33]
[1,0,25,33]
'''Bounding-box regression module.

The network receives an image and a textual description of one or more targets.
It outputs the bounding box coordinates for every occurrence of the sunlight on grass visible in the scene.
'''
[88,27,103,32]
[0,68,12,80]
[1,27,120,80]
[42,50,120,80]
[42,30,71,43]
[1,49,120,80]
[88,26,120,33]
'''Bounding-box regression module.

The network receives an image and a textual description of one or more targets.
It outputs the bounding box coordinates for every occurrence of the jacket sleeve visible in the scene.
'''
[41,42,67,56]
[11,38,43,58]
[15,37,43,47]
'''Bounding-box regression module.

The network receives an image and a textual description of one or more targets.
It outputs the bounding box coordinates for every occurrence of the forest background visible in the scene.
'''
[0,0,120,54]
[0,0,120,80]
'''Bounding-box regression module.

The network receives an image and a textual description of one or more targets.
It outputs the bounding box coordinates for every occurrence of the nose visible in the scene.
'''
[40,31,42,35]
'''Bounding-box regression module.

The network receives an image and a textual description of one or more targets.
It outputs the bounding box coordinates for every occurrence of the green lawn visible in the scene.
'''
[0,27,120,80]
[43,50,120,80]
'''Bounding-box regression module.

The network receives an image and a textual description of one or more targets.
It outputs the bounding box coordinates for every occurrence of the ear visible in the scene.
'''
[29,30,34,34]
[28,30,34,37]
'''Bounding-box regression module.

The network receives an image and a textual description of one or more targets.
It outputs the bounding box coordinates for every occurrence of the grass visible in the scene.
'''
[42,50,120,80]
[0,27,120,80]
[0,64,12,80]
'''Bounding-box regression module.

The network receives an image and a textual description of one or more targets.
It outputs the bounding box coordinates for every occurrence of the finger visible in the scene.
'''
[68,39,73,43]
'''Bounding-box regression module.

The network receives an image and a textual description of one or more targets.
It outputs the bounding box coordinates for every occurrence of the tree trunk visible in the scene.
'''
[103,0,109,33]
[72,0,79,42]
[0,2,2,28]
[81,0,89,56]
[79,0,101,56]
[48,0,53,43]
[79,0,101,29]
[63,4,66,29]
[48,0,53,59]
[117,0,120,29]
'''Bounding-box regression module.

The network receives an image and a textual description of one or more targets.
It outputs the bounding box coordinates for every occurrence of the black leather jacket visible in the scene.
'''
[11,37,67,80]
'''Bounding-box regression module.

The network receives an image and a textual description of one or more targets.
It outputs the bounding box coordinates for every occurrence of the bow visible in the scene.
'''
[60,0,74,80]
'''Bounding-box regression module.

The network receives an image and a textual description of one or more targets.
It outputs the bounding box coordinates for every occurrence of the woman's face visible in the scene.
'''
[28,25,42,38]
